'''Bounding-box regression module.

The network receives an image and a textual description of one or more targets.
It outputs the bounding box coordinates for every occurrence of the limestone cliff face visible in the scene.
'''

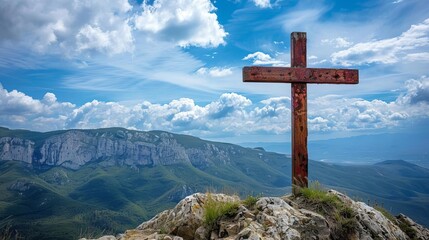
[0,137,34,164]
[0,129,234,169]
[85,191,429,240]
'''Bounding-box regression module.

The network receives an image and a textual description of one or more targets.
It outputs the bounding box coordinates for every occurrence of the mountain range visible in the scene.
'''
[241,132,429,168]
[0,126,428,239]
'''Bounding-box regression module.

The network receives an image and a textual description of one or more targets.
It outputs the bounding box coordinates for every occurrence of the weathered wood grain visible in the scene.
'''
[242,32,359,192]
[243,67,358,84]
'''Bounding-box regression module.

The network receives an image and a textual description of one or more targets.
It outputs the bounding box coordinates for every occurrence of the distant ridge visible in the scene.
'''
[241,133,429,168]
[375,159,418,166]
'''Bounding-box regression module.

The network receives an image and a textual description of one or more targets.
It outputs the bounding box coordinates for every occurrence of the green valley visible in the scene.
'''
[0,127,428,239]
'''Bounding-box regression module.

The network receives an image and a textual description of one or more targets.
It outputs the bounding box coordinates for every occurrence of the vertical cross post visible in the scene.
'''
[242,32,358,195]
[291,32,308,193]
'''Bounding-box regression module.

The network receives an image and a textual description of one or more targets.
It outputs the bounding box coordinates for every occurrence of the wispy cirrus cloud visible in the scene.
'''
[331,18,429,66]
[321,38,353,48]
[0,0,235,102]
[404,52,429,62]
[197,67,234,77]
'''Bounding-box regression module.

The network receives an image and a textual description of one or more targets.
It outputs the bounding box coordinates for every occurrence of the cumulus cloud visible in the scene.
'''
[309,96,401,131]
[242,51,287,66]
[397,76,429,105]
[197,67,233,77]
[0,0,134,55]
[0,0,227,56]
[206,93,251,119]
[252,0,272,8]
[76,24,133,55]
[331,18,429,66]
[0,87,43,115]
[133,0,227,48]
[1,78,429,136]
[0,85,75,130]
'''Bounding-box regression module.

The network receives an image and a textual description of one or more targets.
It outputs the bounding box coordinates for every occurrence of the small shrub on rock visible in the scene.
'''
[242,195,259,209]
[297,181,359,240]
[203,193,239,229]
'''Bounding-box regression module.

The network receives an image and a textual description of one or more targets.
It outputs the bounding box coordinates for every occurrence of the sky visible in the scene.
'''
[0,0,429,144]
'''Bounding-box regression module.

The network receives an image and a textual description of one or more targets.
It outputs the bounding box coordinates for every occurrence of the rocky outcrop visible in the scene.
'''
[397,214,429,240]
[0,137,34,164]
[0,129,235,169]
[329,190,407,240]
[86,192,429,240]
[136,193,240,240]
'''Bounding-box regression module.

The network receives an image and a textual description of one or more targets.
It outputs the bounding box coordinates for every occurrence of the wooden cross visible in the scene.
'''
[242,32,359,193]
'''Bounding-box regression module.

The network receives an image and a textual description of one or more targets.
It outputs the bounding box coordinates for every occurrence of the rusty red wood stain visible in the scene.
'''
[242,32,359,192]
[243,67,358,84]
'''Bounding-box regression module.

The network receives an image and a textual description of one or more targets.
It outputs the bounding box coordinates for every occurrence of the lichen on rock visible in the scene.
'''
[86,190,428,240]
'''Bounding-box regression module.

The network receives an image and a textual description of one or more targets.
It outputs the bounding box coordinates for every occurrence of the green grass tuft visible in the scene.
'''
[242,195,259,209]
[203,193,239,228]
[374,206,396,223]
[397,221,418,240]
[299,181,341,210]
[373,205,419,239]
[298,181,359,240]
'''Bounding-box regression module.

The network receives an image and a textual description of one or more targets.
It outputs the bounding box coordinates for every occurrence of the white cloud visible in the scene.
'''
[0,87,43,115]
[253,0,271,8]
[397,76,429,105]
[250,97,291,133]
[0,0,227,56]
[66,100,132,129]
[305,76,429,132]
[321,37,353,48]
[404,52,429,62]
[331,18,429,66]
[133,0,227,48]
[76,24,134,55]
[308,117,329,131]
[243,52,271,62]
[0,85,75,130]
[308,96,400,131]
[43,93,57,105]
[278,8,326,29]
[1,78,428,136]
[242,51,287,66]
[0,0,134,55]
[260,96,290,106]
[206,93,251,119]
[197,67,233,77]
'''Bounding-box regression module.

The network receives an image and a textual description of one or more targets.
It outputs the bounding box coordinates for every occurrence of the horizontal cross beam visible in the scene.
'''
[243,66,359,84]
